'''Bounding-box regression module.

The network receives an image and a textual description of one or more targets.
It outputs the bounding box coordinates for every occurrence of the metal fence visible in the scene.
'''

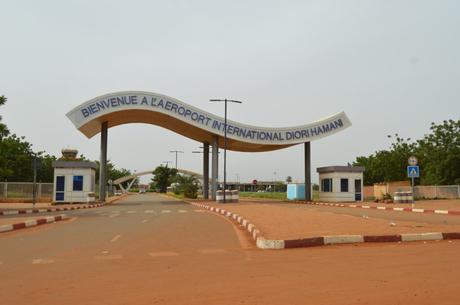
[0,182,54,200]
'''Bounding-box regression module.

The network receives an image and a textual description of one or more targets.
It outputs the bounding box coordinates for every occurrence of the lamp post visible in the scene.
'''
[209,98,243,203]
[162,161,172,167]
[170,150,184,169]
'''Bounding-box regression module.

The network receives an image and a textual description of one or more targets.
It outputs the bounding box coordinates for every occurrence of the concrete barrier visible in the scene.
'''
[394,191,413,203]
[231,190,239,203]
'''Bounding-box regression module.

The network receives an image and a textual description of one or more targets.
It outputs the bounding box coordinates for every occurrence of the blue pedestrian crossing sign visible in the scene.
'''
[407,166,420,178]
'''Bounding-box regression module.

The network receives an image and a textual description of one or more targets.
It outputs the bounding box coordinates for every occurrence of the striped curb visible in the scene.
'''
[0,214,69,233]
[189,202,460,250]
[0,203,104,217]
[306,201,460,216]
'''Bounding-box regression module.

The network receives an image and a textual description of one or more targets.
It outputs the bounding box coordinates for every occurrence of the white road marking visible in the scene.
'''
[198,249,226,254]
[111,235,121,242]
[194,210,205,213]
[161,210,171,213]
[109,214,120,218]
[144,210,156,214]
[95,255,123,260]
[141,219,149,223]
[32,258,54,265]
[127,210,137,214]
[178,210,188,213]
[149,252,179,258]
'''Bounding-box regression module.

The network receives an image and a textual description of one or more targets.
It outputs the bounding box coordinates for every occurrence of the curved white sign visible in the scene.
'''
[67,91,351,148]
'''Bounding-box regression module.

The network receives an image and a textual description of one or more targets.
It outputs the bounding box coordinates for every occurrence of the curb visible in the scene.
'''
[306,201,460,216]
[0,214,69,233]
[190,202,460,250]
[0,203,104,217]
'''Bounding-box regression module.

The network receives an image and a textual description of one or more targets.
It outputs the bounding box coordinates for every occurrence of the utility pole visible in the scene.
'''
[210,98,242,203]
[169,150,184,169]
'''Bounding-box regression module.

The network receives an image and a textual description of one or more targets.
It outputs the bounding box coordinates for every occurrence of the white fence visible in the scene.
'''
[0,182,54,200]
[366,184,460,200]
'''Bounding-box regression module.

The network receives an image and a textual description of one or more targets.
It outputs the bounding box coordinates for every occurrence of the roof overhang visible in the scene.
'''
[67,91,352,152]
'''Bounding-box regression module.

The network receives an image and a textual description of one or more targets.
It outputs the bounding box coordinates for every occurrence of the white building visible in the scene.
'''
[52,154,97,203]
[317,166,365,202]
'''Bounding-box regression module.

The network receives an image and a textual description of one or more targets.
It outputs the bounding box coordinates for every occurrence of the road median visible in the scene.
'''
[187,200,460,250]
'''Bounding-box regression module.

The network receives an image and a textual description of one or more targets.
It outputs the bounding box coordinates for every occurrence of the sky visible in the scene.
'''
[1,0,459,184]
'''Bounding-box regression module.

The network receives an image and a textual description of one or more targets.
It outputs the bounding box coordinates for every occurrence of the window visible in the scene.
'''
[321,178,333,192]
[340,178,349,192]
[73,175,83,191]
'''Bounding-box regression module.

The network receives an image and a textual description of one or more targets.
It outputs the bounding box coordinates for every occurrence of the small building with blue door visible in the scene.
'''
[52,149,96,203]
[317,166,365,202]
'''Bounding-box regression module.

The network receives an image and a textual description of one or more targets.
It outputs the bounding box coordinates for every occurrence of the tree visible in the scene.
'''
[353,121,460,186]
[151,165,178,193]
[0,134,34,181]
[417,120,460,185]
[175,175,200,198]
[0,95,10,139]
[286,176,292,183]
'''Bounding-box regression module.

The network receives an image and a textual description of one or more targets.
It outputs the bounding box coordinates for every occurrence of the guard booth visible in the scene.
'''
[317,166,365,202]
[52,149,97,203]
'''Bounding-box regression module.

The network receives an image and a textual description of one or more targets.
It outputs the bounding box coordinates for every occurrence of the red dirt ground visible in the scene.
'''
[203,201,460,240]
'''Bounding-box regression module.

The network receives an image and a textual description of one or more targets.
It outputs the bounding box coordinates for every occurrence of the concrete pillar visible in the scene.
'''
[99,122,108,202]
[211,136,219,200]
[203,142,209,199]
[304,142,311,202]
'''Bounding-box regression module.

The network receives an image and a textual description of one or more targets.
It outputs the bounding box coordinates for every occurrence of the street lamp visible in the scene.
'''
[170,150,184,169]
[210,98,243,203]
[162,161,172,167]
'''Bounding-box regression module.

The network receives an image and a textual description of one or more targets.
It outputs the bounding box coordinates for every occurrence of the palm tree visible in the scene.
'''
[152,165,178,193]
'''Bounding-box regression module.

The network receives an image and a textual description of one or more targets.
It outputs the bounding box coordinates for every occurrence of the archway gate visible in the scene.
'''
[67,91,352,202]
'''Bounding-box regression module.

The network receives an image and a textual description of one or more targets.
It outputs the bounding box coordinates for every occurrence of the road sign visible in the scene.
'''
[408,156,418,166]
[407,166,420,178]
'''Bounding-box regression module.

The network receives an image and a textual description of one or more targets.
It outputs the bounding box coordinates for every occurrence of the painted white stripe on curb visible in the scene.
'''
[256,238,285,249]
[0,224,13,233]
[401,232,443,242]
[434,210,449,214]
[362,206,370,209]
[45,217,55,223]
[377,206,386,210]
[25,220,37,227]
[324,235,364,245]
[3,211,19,215]
[412,208,425,213]
[393,207,404,211]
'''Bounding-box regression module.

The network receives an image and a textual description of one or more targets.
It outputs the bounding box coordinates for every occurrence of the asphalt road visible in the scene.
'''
[1,194,460,305]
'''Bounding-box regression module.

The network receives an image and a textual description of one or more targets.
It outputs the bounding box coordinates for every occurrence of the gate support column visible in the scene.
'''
[211,136,219,201]
[99,122,108,202]
[203,142,210,199]
[304,142,311,202]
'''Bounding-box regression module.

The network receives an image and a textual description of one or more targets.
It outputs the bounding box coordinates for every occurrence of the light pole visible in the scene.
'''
[210,98,242,203]
[162,161,172,167]
[170,150,184,169]
[273,171,277,192]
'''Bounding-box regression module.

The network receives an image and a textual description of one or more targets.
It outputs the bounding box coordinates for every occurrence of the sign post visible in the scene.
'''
[407,156,419,208]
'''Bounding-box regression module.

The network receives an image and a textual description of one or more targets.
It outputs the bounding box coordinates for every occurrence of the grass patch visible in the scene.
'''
[239,192,287,200]
[166,192,185,200]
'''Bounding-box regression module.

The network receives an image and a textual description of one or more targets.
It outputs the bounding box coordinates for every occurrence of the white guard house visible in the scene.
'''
[52,149,96,203]
[317,166,365,202]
